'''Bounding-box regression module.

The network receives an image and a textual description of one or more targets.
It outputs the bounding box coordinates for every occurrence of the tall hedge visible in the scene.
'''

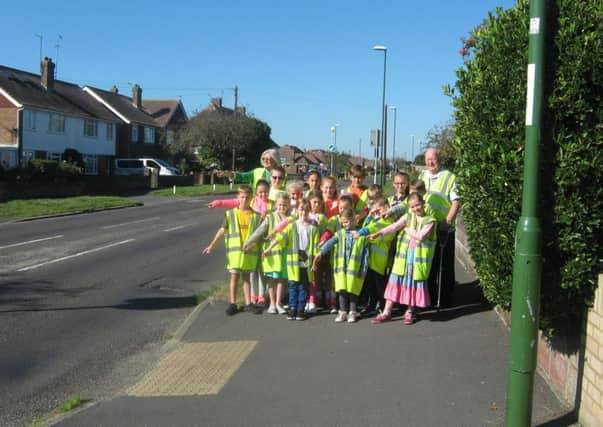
[449,0,602,335]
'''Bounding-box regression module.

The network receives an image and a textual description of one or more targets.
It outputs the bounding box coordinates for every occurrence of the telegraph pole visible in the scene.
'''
[505,1,548,425]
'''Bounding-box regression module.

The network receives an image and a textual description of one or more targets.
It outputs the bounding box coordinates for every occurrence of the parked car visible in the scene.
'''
[114,158,181,176]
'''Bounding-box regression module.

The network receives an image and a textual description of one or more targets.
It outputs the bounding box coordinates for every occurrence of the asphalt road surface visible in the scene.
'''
[0,195,227,426]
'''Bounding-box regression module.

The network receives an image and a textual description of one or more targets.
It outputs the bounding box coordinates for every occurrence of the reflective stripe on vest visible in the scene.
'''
[422,170,455,222]
[391,213,436,280]
[332,230,368,295]
[225,209,260,271]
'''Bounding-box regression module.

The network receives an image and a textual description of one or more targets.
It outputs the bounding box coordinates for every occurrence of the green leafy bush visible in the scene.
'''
[29,159,59,180]
[449,0,602,335]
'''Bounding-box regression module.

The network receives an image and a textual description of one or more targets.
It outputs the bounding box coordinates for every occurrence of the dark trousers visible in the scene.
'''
[338,291,358,312]
[429,227,456,308]
[288,267,309,311]
[360,268,386,311]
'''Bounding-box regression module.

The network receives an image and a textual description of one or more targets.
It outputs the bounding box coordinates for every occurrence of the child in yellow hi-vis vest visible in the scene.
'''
[263,199,319,320]
[203,185,263,316]
[312,208,370,323]
[369,192,436,325]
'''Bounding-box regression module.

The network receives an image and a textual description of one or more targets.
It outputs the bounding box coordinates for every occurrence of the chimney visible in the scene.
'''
[40,57,55,90]
[211,97,223,108]
[110,85,119,94]
[132,84,142,109]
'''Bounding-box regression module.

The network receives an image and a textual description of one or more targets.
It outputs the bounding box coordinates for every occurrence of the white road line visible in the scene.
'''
[0,234,64,250]
[163,224,194,232]
[17,239,136,272]
[101,217,160,230]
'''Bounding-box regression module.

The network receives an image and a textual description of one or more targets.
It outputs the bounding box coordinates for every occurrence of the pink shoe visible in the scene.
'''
[257,296,266,305]
[404,310,415,325]
[371,313,392,324]
[251,296,258,304]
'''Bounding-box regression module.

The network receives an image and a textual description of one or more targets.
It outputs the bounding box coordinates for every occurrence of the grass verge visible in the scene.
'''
[29,394,88,427]
[194,284,224,305]
[152,184,233,197]
[0,196,141,219]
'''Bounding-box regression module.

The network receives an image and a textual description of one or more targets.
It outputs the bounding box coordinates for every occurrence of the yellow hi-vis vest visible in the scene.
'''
[420,169,456,222]
[274,221,319,283]
[332,230,369,296]
[364,217,396,275]
[224,208,261,271]
[261,212,285,274]
[391,213,437,280]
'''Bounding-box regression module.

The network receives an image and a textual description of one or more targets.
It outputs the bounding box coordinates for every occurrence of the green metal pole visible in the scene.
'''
[505,1,548,426]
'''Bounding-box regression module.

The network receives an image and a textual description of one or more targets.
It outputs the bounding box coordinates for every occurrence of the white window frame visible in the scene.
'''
[166,129,174,145]
[83,154,98,175]
[24,110,37,131]
[84,119,98,137]
[131,125,138,142]
[47,152,62,162]
[106,123,114,140]
[144,127,155,144]
[48,113,66,133]
[22,150,35,166]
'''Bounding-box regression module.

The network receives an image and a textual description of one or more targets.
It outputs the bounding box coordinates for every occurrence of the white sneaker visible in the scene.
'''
[276,305,287,314]
[330,307,338,314]
[307,302,316,313]
[267,305,277,314]
[334,311,347,323]
[347,311,359,323]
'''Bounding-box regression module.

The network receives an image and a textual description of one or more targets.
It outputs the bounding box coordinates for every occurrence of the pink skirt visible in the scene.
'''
[384,248,431,308]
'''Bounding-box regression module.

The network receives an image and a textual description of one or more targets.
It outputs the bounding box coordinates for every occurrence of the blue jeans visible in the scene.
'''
[288,267,309,311]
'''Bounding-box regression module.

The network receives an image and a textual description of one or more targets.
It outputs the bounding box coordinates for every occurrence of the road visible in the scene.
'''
[0,195,227,426]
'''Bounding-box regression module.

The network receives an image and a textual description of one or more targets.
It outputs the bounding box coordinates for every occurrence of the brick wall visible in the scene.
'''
[0,106,17,145]
[579,274,603,426]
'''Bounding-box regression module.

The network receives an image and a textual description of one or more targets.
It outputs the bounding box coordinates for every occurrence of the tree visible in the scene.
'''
[171,110,275,170]
[423,123,456,170]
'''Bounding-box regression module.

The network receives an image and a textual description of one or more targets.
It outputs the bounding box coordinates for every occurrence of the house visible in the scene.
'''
[0,58,120,174]
[83,84,161,158]
[142,99,188,146]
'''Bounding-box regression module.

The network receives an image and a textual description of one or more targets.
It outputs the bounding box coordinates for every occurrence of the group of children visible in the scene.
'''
[203,165,439,325]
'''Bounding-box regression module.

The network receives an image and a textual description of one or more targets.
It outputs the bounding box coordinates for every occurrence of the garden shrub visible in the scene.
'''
[449,0,602,335]
[29,159,58,180]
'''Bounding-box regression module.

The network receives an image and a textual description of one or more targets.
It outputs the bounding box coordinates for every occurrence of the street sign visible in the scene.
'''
[328,144,337,153]
[370,129,380,146]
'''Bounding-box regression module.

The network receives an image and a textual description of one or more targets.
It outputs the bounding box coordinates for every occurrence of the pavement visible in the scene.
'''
[52,260,571,427]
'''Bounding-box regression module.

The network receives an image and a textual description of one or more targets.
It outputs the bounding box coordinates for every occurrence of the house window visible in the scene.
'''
[47,152,62,162]
[144,127,155,144]
[22,150,34,166]
[84,119,98,137]
[48,113,65,133]
[83,155,98,175]
[166,130,174,145]
[24,110,36,131]
[131,125,138,142]
[106,123,114,140]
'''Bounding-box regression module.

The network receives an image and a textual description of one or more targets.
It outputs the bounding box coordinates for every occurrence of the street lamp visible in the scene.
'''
[373,45,387,186]
[389,106,397,172]
[330,123,340,176]
[410,134,415,164]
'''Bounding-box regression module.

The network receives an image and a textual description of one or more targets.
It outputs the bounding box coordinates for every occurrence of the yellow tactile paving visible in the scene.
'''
[127,341,257,396]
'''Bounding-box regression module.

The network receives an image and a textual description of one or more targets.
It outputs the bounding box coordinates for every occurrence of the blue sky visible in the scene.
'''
[2,0,515,160]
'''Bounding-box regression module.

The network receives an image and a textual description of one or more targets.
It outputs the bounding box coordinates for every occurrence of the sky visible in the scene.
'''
[2,0,516,161]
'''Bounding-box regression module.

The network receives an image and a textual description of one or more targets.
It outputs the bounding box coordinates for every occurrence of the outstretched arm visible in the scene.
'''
[207,198,238,209]
[202,227,225,254]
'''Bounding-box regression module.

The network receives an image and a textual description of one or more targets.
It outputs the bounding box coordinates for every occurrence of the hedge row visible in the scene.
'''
[449,0,602,335]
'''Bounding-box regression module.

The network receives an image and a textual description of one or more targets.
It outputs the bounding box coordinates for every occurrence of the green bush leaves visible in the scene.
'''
[450,1,602,335]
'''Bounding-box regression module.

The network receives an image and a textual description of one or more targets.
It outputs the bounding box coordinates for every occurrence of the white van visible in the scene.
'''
[114,158,181,176]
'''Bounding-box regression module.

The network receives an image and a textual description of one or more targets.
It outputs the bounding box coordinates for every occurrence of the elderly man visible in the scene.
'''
[419,148,461,308]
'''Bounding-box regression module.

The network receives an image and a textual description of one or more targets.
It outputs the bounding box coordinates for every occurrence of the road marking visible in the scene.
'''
[100,217,160,230]
[17,239,135,272]
[0,234,63,250]
[128,341,257,396]
[163,224,194,232]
